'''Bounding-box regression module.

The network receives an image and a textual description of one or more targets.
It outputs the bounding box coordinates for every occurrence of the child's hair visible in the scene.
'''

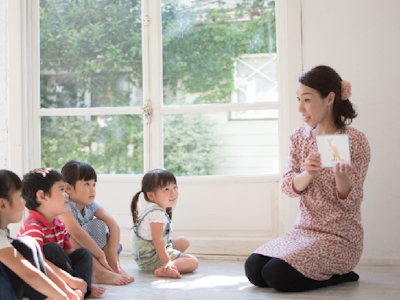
[22,168,64,210]
[131,169,177,226]
[0,170,22,202]
[61,160,97,187]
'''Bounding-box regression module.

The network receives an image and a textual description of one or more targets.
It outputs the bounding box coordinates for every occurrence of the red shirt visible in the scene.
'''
[18,210,72,252]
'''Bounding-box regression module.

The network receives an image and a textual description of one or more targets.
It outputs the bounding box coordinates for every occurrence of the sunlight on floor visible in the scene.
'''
[152,275,249,290]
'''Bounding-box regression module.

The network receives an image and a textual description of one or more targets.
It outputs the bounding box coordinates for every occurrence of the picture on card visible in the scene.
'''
[316,134,351,168]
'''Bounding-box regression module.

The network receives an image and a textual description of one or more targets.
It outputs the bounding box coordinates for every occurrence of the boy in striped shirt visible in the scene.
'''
[18,168,105,298]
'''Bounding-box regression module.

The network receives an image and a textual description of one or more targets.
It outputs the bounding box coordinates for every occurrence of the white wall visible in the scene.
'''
[0,0,8,169]
[302,0,400,265]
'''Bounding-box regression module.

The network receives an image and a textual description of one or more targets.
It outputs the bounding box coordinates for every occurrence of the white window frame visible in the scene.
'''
[9,0,303,239]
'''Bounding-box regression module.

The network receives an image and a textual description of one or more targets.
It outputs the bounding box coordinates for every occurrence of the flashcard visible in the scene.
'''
[316,134,351,168]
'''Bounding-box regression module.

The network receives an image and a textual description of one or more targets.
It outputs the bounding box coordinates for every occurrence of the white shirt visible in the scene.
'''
[137,203,170,240]
[0,228,13,250]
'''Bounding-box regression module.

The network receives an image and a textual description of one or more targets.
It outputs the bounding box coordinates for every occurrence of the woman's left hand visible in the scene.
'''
[333,163,352,199]
[333,162,350,176]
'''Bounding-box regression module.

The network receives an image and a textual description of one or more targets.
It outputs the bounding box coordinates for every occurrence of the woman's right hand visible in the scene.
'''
[304,152,321,178]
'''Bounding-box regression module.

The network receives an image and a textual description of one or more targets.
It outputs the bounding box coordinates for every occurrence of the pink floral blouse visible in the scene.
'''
[255,126,370,281]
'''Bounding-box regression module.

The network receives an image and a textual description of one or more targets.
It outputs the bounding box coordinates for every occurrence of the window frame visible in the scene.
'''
[13,0,302,184]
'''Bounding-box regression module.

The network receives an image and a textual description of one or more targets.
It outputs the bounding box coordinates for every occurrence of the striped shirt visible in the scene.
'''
[17,210,72,252]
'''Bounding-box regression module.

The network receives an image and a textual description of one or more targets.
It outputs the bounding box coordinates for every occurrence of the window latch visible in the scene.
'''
[142,99,152,124]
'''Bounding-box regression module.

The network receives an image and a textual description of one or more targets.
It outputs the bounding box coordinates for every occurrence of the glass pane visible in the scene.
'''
[40,0,142,108]
[162,0,276,105]
[163,111,278,176]
[41,115,143,174]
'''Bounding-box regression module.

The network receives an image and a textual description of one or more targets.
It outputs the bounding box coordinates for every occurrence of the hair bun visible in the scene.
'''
[341,80,352,100]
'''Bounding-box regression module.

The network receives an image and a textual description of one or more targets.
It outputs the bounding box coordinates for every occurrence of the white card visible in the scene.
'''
[316,134,351,168]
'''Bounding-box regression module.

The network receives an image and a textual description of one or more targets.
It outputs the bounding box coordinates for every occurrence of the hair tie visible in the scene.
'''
[341,80,352,100]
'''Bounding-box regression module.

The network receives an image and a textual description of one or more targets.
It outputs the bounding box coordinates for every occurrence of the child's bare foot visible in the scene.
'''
[88,285,106,298]
[120,268,135,283]
[154,267,182,279]
[94,268,131,285]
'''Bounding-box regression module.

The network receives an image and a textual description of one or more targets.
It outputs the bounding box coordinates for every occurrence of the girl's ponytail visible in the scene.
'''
[131,191,141,226]
[166,207,172,220]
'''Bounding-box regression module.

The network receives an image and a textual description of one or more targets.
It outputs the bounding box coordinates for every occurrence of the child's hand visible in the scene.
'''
[154,260,182,278]
[108,255,121,274]
[68,277,87,295]
[65,285,83,300]
[98,256,114,272]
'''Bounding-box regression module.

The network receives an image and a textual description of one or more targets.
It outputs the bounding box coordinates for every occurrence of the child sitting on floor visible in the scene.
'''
[0,169,81,300]
[131,169,198,278]
[59,160,134,285]
[18,168,105,298]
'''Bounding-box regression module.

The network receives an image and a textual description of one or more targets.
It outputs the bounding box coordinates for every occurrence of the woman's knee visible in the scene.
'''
[261,258,298,292]
[245,253,271,287]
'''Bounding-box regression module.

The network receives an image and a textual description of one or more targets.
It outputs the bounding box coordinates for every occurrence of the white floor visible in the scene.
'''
[96,256,400,300]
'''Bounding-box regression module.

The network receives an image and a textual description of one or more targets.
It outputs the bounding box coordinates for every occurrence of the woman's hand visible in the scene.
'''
[333,162,350,176]
[304,152,322,178]
[333,162,352,199]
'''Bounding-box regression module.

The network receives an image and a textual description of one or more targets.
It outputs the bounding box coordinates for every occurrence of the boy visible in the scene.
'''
[18,168,105,298]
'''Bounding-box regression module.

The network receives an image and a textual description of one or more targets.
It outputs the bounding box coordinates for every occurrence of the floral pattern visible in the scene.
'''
[255,126,370,281]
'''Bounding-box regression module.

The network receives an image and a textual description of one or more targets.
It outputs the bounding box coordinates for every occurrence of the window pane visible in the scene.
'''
[41,115,144,174]
[163,111,278,176]
[40,0,142,108]
[162,0,276,105]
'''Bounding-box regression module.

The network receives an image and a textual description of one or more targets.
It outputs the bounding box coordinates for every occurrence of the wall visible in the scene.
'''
[302,0,400,265]
[0,0,8,169]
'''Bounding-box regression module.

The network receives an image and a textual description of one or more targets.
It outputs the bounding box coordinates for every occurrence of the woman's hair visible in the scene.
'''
[299,65,358,130]
[0,170,22,202]
[61,160,97,187]
[131,169,177,226]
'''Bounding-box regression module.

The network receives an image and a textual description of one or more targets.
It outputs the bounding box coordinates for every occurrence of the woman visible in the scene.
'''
[245,66,370,292]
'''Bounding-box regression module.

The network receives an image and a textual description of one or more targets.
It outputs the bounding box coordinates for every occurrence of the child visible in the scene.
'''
[0,169,81,300]
[131,169,198,278]
[18,168,105,298]
[59,160,134,285]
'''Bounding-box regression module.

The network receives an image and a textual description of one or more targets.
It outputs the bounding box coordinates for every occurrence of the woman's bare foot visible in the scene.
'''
[88,286,106,298]
[154,267,182,279]
[93,268,130,285]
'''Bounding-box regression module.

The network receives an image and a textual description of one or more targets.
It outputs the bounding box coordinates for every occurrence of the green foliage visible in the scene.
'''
[162,0,276,104]
[41,115,143,174]
[39,0,276,175]
[163,114,222,176]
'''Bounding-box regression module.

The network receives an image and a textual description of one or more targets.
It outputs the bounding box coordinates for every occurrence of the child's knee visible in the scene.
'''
[11,237,38,262]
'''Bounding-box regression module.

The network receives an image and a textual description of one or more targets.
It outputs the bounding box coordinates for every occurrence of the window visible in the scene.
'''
[34,0,281,176]
[21,0,302,255]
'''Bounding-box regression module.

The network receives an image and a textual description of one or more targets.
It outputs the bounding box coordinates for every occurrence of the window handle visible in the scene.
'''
[142,99,152,124]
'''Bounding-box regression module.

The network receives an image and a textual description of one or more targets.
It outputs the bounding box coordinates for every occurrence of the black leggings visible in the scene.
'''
[245,253,359,292]
[43,243,93,298]
[4,236,47,300]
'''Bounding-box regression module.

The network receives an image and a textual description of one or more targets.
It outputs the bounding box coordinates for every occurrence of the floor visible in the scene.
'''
[96,256,400,300]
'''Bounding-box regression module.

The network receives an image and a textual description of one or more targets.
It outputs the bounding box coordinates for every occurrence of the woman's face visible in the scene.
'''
[296,83,333,128]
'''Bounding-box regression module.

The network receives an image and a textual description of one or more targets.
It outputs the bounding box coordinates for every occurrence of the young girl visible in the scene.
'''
[131,169,198,278]
[0,169,83,300]
[59,160,134,286]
